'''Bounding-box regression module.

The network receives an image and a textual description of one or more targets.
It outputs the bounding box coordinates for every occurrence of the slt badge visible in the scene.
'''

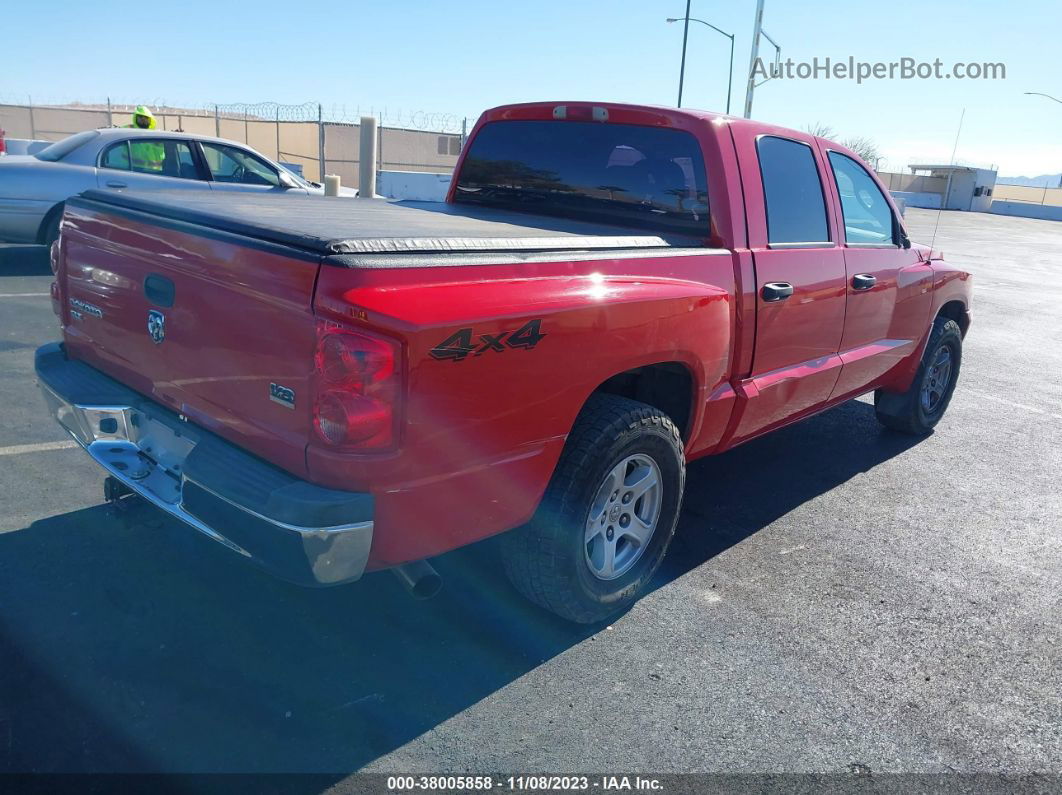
[147,310,165,344]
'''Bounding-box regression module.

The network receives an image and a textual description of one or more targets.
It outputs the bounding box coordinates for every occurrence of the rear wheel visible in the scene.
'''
[39,203,63,247]
[501,394,685,623]
[875,316,963,435]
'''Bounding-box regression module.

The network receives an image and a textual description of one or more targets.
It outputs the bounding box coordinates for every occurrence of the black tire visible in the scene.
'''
[875,316,963,435]
[39,204,63,247]
[501,394,685,624]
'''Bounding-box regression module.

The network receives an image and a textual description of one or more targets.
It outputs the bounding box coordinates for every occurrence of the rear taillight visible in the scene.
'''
[0,128,6,155]
[313,321,401,451]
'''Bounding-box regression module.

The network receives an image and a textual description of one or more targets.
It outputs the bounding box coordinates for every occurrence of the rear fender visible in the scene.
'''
[312,263,734,565]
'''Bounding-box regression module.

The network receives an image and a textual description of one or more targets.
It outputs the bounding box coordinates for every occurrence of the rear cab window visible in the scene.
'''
[756,136,831,246]
[453,120,709,237]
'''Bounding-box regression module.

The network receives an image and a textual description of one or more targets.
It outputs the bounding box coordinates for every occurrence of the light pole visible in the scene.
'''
[1024,91,1062,105]
[742,0,781,119]
[666,16,735,114]
[1023,92,1061,191]
[676,0,691,107]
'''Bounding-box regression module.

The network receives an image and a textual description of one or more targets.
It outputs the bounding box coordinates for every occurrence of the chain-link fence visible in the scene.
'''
[0,97,477,183]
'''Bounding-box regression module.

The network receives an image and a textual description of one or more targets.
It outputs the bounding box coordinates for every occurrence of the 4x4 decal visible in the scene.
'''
[430,319,546,362]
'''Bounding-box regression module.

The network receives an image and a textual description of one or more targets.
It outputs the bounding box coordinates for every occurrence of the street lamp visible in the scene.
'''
[666,16,736,114]
[1024,91,1062,105]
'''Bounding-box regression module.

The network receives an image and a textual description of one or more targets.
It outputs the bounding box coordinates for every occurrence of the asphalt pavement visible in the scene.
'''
[0,209,1059,780]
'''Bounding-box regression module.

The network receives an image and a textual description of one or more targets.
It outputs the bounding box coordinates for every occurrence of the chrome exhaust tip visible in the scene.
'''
[391,559,442,600]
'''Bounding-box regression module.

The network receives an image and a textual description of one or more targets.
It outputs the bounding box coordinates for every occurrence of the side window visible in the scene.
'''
[827,151,896,245]
[200,143,279,186]
[175,143,199,179]
[128,139,199,179]
[756,136,830,245]
[101,142,130,170]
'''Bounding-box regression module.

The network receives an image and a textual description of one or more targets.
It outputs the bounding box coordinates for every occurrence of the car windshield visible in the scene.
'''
[34,130,101,162]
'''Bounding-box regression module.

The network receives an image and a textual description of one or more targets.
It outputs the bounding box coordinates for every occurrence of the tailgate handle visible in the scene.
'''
[144,274,175,307]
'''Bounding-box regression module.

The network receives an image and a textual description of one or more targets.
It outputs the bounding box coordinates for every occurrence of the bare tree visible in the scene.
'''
[803,122,836,139]
[840,136,882,169]
[804,122,882,170]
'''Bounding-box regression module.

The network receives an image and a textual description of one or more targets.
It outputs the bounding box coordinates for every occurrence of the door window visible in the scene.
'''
[827,151,896,245]
[103,139,198,179]
[200,143,280,186]
[128,139,198,179]
[101,141,131,170]
[756,136,830,245]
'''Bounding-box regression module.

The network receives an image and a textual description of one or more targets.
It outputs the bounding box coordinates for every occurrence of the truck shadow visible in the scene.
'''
[0,244,50,276]
[0,400,919,777]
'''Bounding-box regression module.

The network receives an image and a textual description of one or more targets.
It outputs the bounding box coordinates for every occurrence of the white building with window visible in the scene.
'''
[907,164,998,212]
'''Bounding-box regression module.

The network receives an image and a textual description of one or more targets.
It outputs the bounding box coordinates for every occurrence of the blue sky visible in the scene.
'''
[4,0,1059,176]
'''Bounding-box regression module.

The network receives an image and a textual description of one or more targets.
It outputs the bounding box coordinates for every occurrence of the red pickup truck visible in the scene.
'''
[37,102,971,622]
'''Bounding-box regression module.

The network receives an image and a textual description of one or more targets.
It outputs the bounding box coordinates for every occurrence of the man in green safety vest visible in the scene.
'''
[123,105,164,172]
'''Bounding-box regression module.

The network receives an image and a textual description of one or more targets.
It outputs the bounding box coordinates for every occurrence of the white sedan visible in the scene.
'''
[0,128,355,245]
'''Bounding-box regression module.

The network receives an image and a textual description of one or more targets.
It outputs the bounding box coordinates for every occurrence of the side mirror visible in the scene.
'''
[899,229,912,249]
[277,170,299,189]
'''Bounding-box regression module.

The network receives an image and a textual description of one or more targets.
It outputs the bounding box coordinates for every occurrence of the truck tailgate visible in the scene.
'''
[59,195,320,477]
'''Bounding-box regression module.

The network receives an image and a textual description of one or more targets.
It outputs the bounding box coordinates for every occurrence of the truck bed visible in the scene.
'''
[75,190,703,258]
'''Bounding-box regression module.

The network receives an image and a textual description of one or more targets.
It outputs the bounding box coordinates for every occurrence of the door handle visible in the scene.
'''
[852,273,877,290]
[106,181,127,189]
[762,282,794,302]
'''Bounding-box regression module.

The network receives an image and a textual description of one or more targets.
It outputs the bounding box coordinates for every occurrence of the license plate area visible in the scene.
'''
[75,405,199,506]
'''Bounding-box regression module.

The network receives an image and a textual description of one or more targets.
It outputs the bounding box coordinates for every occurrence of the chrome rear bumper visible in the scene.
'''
[36,342,374,586]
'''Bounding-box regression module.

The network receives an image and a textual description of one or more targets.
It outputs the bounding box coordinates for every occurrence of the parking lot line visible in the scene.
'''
[0,440,78,457]
[0,292,50,298]
[966,389,1062,421]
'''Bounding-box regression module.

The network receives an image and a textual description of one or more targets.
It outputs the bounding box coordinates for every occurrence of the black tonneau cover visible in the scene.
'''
[76,190,703,256]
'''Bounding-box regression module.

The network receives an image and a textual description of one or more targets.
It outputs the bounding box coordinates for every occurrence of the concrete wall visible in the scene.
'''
[0,103,461,184]
[990,201,1062,221]
[880,168,999,213]
[378,170,453,201]
[876,171,948,195]
[2,138,50,155]
[890,190,942,209]
[993,185,1062,207]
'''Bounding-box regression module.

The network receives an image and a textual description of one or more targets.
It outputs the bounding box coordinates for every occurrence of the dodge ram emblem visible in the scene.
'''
[147,310,165,344]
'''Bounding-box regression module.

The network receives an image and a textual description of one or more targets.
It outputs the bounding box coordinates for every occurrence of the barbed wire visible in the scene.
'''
[0,94,476,134]
[904,154,998,172]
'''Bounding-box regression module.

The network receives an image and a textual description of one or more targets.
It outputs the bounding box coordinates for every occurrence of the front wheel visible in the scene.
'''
[501,394,685,624]
[875,316,963,435]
